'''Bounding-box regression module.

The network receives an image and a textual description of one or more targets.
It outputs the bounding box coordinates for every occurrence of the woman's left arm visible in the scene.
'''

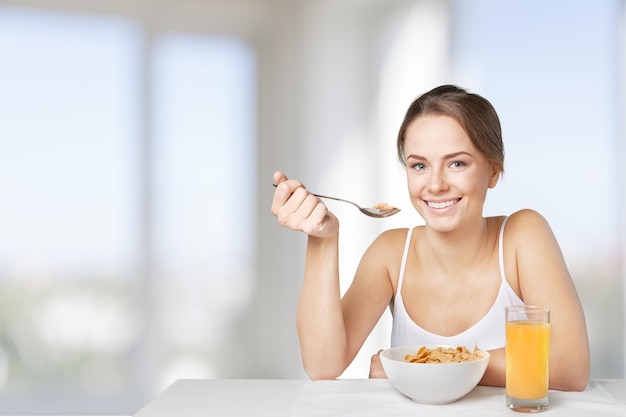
[508,209,590,391]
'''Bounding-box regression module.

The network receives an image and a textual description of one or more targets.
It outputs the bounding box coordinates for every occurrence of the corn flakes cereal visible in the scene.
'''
[373,202,398,212]
[404,345,485,364]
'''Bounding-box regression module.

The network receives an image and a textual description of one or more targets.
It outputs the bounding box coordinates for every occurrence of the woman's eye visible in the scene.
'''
[450,161,466,169]
[412,163,427,171]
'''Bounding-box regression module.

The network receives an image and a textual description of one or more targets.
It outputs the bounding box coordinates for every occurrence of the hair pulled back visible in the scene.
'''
[397,85,504,176]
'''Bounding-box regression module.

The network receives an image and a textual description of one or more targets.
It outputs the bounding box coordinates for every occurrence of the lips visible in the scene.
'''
[425,198,461,209]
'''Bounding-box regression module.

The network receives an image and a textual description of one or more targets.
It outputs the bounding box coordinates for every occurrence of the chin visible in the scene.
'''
[424,211,466,230]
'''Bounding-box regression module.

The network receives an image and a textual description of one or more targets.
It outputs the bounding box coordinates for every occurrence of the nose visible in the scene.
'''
[427,168,449,193]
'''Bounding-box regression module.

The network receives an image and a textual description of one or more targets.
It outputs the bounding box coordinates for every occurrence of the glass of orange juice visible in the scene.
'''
[505,305,550,412]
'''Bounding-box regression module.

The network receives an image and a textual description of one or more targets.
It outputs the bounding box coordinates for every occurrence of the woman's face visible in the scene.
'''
[403,115,499,233]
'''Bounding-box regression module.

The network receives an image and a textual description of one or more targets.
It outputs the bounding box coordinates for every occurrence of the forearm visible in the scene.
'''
[548,323,590,391]
[480,348,505,387]
[297,234,348,380]
[478,343,589,391]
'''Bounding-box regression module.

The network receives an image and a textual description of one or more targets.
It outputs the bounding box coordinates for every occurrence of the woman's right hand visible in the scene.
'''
[271,171,339,239]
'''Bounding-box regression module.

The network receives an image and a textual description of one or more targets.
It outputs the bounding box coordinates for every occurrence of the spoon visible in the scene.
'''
[273,183,400,218]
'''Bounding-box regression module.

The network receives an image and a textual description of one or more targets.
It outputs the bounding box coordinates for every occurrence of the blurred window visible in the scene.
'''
[150,33,256,389]
[0,5,255,414]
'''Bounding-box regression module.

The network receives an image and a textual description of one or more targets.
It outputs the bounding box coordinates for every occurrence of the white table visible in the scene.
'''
[133,379,626,417]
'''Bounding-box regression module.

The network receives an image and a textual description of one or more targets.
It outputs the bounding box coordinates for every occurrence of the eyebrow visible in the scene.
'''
[405,151,474,161]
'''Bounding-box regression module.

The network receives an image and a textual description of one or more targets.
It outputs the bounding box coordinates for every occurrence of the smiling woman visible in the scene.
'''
[0,0,623,413]
[272,85,590,391]
[370,0,624,383]
[400,86,502,233]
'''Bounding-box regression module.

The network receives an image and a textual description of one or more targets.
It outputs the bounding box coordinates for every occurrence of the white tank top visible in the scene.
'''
[390,217,524,350]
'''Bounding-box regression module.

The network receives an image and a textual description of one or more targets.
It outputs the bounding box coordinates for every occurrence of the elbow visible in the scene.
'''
[299,343,350,380]
[564,356,590,392]
[551,364,589,392]
[304,365,341,381]
[556,375,589,392]
[550,340,590,392]
[568,367,590,392]
[302,357,346,381]
[570,379,589,392]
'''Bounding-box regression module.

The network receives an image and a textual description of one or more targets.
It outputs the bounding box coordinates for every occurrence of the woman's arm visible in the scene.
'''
[480,348,505,386]
[296,233,345,379]
[507,209,590,391]
[272,172,394,380]
[271,172,345,379]
[298,231,397,379]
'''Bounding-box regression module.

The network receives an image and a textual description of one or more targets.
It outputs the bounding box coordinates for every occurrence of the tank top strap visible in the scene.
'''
[396,227,413,298]
[498,216,509,284]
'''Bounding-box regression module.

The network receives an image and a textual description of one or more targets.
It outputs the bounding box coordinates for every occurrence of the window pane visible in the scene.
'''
[0,5,258,411]
[0,5,142,413]
[151,33,256,387]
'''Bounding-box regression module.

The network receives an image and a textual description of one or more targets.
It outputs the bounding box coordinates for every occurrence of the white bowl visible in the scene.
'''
[380,344,490,404]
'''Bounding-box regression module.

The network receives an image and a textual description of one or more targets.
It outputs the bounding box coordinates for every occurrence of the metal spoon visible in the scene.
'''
[273,183,400,218]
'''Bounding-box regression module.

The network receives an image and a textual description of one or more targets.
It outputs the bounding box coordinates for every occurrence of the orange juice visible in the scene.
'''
[505,320,550,399]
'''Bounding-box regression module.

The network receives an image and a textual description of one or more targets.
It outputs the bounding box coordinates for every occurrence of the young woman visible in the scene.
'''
[271,85,589,390]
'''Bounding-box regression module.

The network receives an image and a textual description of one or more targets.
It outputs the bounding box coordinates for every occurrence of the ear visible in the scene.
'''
[487,163,500,189]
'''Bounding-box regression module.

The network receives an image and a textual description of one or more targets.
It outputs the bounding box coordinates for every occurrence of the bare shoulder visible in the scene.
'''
[362,228,415,267]
[360,228,416,292]
[505,209,554,241]
[375,227,414,243]
[370,227,423,251]
[352,228,413,295]
[504,209,565,271]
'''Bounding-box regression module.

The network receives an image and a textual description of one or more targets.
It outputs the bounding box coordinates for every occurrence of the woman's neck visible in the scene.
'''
[420,217,494,275]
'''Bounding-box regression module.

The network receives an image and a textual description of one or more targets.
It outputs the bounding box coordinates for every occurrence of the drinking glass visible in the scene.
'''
[505,305,550,412]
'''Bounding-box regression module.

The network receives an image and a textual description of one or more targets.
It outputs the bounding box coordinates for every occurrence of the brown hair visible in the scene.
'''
[396,85,504,175]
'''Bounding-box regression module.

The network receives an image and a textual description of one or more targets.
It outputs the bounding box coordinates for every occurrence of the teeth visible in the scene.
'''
[427,200,458,209]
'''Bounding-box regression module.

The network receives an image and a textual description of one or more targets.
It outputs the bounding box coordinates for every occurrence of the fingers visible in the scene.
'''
[271,176,307,217]
[275,187,323,231]
[271,171,336,237]
[273,170,288,186]
[369,350,387,379]
[273,171,304,189]
[276,187,313,222]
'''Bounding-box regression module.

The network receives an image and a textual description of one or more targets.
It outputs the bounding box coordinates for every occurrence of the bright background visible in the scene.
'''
[0,0,624,414]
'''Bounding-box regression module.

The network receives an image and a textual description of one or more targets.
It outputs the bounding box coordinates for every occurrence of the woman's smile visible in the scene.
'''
[425,198,461,209]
